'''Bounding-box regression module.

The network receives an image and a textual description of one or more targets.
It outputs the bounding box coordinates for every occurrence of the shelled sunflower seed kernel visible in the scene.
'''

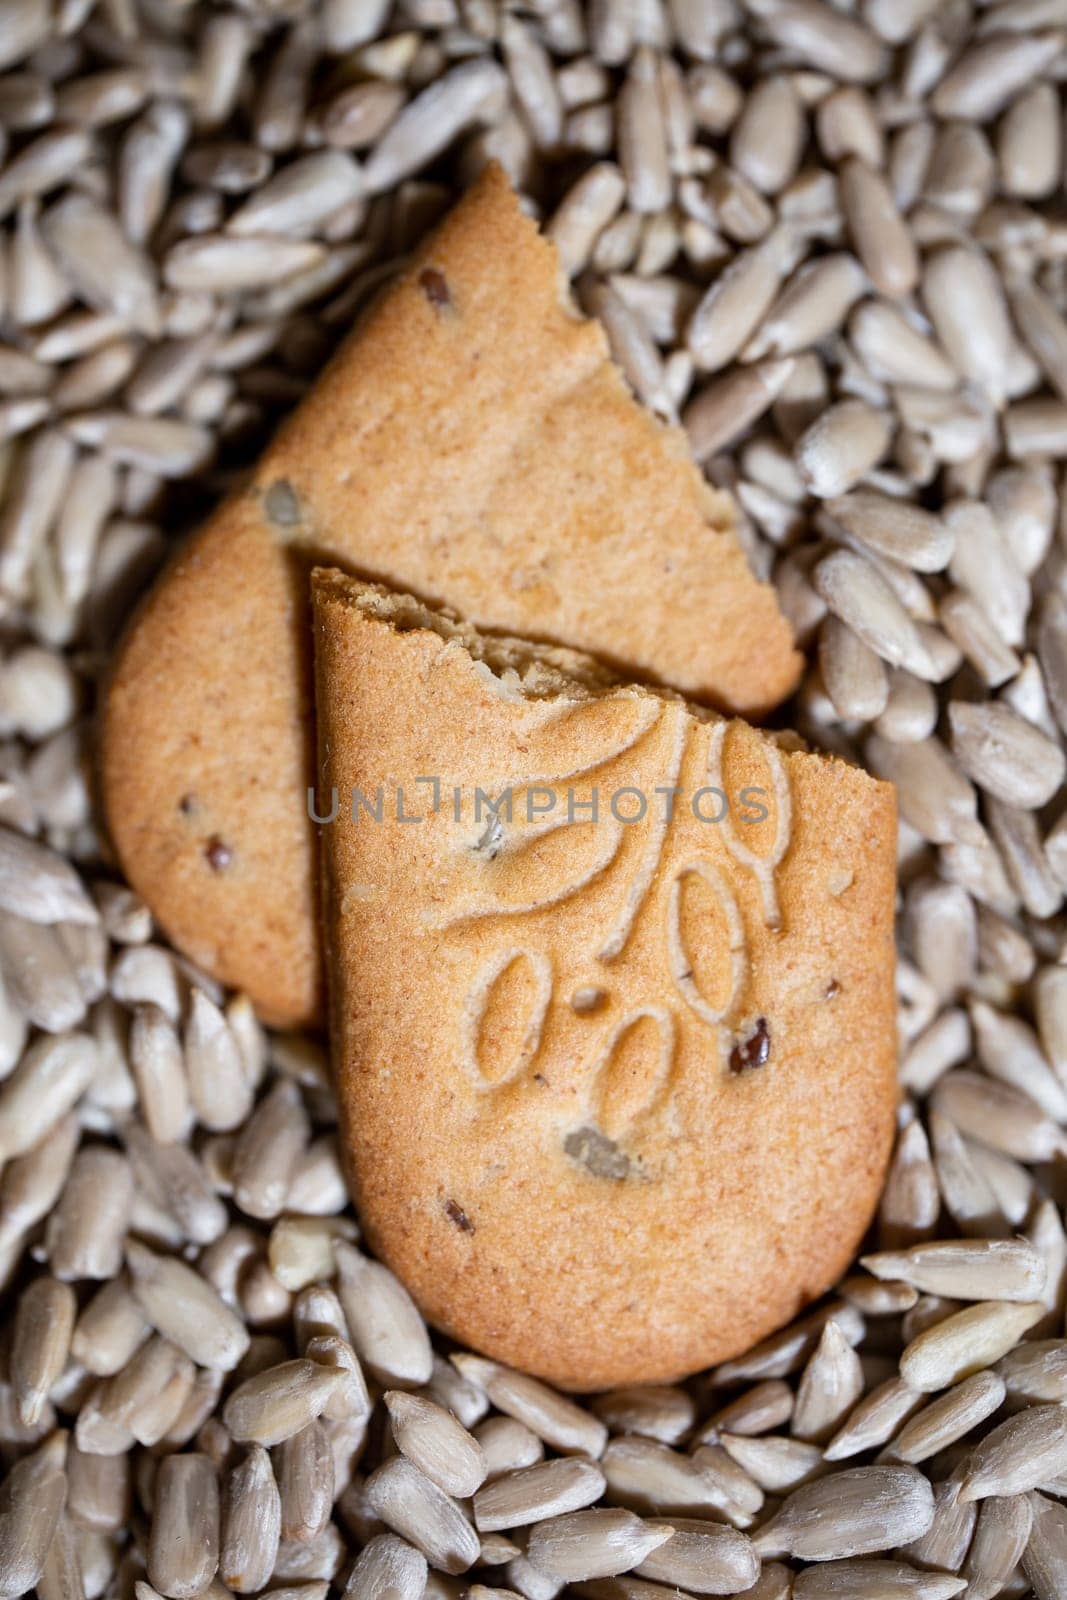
[5,0,1067,1595]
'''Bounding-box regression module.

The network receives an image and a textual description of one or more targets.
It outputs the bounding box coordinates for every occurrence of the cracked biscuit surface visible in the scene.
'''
[313,569,895,1391]
[99,165,799,1028]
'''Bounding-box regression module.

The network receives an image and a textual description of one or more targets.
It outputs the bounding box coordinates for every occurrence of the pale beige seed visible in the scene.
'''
[861,1240,1047,1303]
[754,1466,934,1561]
[819,617,889,722]
[147,1453,219,1600]
[276,1421,333,1543]
[72,1277,150,1377]
[474,1459,607,1534]
[899,1299,1047,1393]
[336,1242,432,1389]
[815,552,932,678]
[232,1079,309,1221]
[999,83,1060,200]
[850,302,955,392]
[475,1417,545,1480]
[970,1001,1067,1122]
[700,1380,793,1442]
[755,0,887,83]
[268,1216,357,1292]
[792,1562,965,1598]
[636,1517,758,1594]
[841,1275,917,1315]
[892,1371,1006,1464]
[525,1510,673,1583]
[126,1240,249,1371]
[128,1004,187,1144]
[933,1071,1067,1163]
[0,1032,96,1163]
[0,826,96,926]
[1035,966,1067,1085]
[932,31,1064,120]
[839,157,917,297]
[687,227,794,371]
[816,86,883,165]
[928,1111,1003,1239]
[719,1433,823,1494]
[366,1457,480,1575]
[344,1533,427,1600]
[616,47,670,215]
[877,1119,939,1250]
[219,1445,280,1594]
[823,1376,923,1462]
[946,501,1029,650]
[453,1353,607,1458]
[547,164,626,278]
[386,1391,486,1500]
[792,1320,865,1443]
[796,401,892,499]
[730,75,803,195]
[825,493,952,573]
[589,1387,694,1446]
[46,1145,133,1280]
[963,1494,1032,1600]
[11,1274,76,1425]
[745,255,866,362]
[184,989,253,1133]
[223,1360,345,1447]
[227,152,362,239]
[684,359,794,461]
[714,1302,864,1384]
[0,1452,66,1599]
[125,1125,228,1246]
[1025,1490,1067,1600]
[601,1436,761,1524]
[922,247,1012,405]
[65,1444,130,1534]
[959,1405,1067,1503]
[361,59,507,193]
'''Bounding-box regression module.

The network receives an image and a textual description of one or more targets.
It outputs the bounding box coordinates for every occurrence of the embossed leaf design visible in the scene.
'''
[592,1007,675,1140]
[450,816,624,923]
[667,860,747,1028]
[461,947,552,1090]
[706,720,792,930]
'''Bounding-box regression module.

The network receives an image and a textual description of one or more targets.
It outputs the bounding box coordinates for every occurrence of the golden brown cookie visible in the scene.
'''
[100,165,800,1029]
[312,569,896,1390]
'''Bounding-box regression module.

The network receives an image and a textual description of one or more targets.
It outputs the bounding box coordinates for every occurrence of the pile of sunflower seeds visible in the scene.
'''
[6,0,1067,1596]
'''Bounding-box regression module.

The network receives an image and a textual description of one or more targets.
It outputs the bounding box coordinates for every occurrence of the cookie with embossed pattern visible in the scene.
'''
[100,164,800,1029]
[312,569,896,1390]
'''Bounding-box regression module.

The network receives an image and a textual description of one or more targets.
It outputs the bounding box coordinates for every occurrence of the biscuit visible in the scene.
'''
[100,165,800,1029]
[312,569,896,1391]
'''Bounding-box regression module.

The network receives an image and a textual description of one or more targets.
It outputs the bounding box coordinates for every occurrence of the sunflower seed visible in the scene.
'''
[962,1493,1032,1600]
[861,1240,1047,1303]
[223,1360,345,1447]
[891,1371,1006,1465]
[366,1457,479,1575]
[792,1320,865,1443]
[147,1453,220,1600]
[344,1534,427,1600]
[823,1376,923,1462]
[335,1243,432,1389]
[385,1391,486,1500]
[126,1239,250,1371]
[899,1299,1047,1393]
[754,1466,934,1561]
[636,1518,758,1594]
[524,1510,673,1583]
[452,1354,607,1458]
[474,1459,607,1534]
